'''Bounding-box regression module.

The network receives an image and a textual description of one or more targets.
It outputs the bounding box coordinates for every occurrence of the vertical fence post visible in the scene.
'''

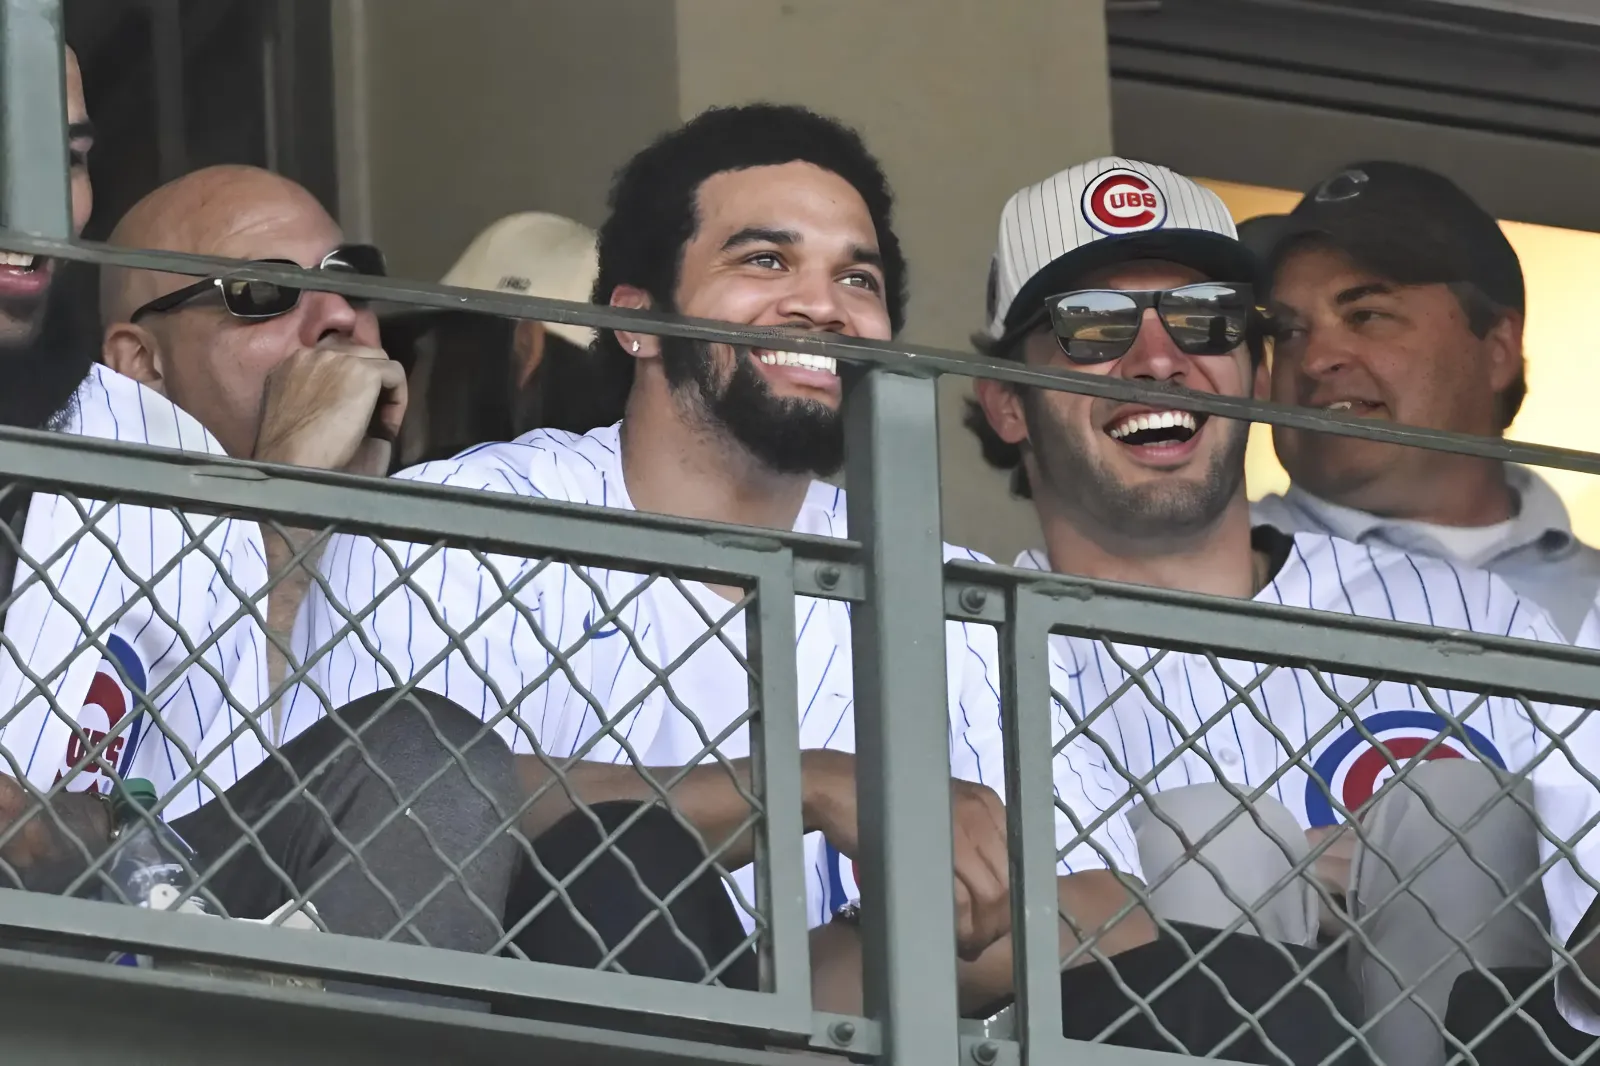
[844,366,962,1065]
[0,0,70,239]
[747,555,812,1016]
[1004,588,1067,1062]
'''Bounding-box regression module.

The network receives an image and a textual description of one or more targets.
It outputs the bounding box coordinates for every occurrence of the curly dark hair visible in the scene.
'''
[568,103,908,430]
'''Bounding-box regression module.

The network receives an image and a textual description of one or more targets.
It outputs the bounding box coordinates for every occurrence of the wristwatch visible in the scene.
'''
[832,899,862,926]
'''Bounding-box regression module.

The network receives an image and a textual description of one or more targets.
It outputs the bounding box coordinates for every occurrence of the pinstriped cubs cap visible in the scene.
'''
[985,157,1260,342]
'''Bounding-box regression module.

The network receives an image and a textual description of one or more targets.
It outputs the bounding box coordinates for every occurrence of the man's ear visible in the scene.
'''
[610,285,658,359]
[973,378,1029,446]
[1484,309,1525,396]
[101,322,167,393]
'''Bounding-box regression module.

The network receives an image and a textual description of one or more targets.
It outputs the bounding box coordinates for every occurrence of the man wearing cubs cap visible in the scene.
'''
[968,157,1600,1066]
[1243,162,1600,643]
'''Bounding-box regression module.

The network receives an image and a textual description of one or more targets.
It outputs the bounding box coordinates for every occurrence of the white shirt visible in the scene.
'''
[1020,529,1600,1032]
[0,365,269,817]
[1253,470,1600,642]
[1044,531,1565,826]
[287,423,1141,929]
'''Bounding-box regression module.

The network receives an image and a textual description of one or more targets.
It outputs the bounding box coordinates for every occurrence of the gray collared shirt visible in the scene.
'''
[1251,466,1600,641]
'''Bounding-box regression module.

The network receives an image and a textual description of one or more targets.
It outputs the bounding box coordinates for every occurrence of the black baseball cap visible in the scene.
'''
[1239,161,1525,313]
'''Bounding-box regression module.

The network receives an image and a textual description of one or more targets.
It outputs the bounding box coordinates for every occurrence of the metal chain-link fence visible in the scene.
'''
[962,563,1600,1066]
[10,4,1600,1062]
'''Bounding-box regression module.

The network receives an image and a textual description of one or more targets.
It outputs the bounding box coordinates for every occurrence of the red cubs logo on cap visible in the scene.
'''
[1082,168,1167,235]
[54,635,147,792]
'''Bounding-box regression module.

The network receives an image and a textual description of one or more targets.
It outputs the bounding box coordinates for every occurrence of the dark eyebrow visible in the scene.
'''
[721,227,798,253]
[849,245,884,271]
[1335,282,1393,305]
[68,120,95,143]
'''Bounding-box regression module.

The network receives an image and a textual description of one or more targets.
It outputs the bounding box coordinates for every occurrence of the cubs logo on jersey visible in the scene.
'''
[54,634,147,792]
[1304,709,1507,827]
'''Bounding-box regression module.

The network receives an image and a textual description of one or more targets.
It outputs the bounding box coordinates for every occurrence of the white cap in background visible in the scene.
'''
[985,157,1257,340]
[441,212,600,348]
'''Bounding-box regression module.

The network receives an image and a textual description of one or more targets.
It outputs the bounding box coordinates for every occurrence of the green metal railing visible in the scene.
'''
[6,3,1600,1065]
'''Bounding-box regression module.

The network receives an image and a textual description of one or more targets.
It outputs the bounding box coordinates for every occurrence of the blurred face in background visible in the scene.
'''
[0,47,94,345]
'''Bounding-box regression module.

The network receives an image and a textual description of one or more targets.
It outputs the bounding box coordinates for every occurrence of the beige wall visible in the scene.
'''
[340,0,680,278]
[338,0,1115,561]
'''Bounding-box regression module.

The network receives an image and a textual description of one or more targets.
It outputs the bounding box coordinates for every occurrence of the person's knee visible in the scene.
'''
[1132,784,1316,942]
[329,687,519,816]
[1367,759,1518,830]
[1134,783,1309,873]
[1356,758,1547,923]
[1362,760,1538,870]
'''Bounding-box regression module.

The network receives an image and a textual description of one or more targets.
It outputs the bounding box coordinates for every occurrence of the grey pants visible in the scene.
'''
[1130,763,1551,1066]
[175,687,524,954]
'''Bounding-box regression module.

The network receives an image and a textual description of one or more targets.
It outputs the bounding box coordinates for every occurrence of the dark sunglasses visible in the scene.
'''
[1040,282,1257,364]
[129,244,388,323]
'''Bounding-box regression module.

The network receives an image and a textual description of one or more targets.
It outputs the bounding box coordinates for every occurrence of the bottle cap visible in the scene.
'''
[111,778,159,822]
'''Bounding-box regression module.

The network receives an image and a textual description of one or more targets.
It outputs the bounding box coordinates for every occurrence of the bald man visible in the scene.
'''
[100,166,407,686]
[101,165,405,470]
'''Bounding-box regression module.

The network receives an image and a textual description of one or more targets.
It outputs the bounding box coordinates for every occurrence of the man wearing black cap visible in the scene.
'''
[1243,161,1600,643]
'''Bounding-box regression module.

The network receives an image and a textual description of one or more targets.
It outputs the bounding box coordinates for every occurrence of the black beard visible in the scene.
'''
[659,333,844,478]
[1024,391,1249,541]
[0,261,95,429]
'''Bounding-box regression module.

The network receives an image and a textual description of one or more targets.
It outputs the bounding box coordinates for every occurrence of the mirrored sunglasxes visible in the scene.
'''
[1046,282,1255,364]
[129,244,388,323]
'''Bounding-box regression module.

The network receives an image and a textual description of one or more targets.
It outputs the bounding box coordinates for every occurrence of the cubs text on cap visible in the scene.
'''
[986,157,1259,342]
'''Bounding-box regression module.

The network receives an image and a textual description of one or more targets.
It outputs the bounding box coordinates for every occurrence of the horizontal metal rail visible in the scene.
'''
[8,11,1600,1062]
[947,559,1600,706]
[6,231,1600,479]
[0,419,865,600]
[0,946,845,1066]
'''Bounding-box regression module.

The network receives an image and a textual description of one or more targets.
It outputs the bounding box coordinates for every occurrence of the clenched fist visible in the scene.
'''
[253,344,407,475]
[801,749,1013,961]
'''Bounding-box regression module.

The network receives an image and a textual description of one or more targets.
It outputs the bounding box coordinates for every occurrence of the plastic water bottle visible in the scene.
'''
[101,778,208,916]
[100,778,208,966]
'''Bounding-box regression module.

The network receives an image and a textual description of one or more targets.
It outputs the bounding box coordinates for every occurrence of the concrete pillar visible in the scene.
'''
[336,0,1114,561]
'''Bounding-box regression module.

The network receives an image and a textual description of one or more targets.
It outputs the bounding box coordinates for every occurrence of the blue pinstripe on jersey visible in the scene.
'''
[0,365,269,820]
[288,422,1144,929]
[1033,532,1567,830]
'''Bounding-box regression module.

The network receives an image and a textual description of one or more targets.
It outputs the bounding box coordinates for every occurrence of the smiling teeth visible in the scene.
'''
[757,350,837,375]
[1326,401,1355,412]
[1108,410,1197,440]
[0,252,36,270]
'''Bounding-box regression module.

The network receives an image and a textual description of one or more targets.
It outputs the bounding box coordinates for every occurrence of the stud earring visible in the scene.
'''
[631,340,641,353]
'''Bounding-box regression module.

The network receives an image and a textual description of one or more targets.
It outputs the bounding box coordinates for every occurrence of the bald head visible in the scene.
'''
[99,165,381,459]
[102,166,337,324]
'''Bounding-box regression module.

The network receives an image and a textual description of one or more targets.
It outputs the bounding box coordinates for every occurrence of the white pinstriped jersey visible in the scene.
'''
[1022,532,1600,1032]
[0,364,269,818]
[286,422,1141,929]
[1019,532,1576,827]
